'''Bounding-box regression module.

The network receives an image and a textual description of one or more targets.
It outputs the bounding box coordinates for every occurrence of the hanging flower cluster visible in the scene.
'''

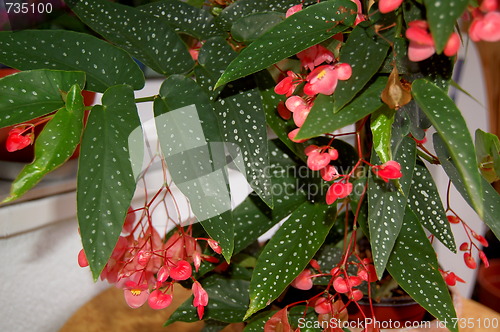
[468,0,500,42]
[78,205,221,315]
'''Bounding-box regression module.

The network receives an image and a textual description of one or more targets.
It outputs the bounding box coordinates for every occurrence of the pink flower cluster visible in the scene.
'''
[78,208,221,316]
[469,0,500,42]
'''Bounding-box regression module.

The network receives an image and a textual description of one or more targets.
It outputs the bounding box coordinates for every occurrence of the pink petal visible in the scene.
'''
[170,260,192,280]
[405,26,434,46]
[444,32,460,57]
[291,270,314,290]
[478,11,500,42]
[379,0,403,14]
[335,63,352,81]
[124,288,150,308]
[285,95,307,113]
[148,290,173,310]
[285,4,302,18]
[307,152,331,171]
[293,107,310,127]
[288,128,307,143]
[408,41,436,62]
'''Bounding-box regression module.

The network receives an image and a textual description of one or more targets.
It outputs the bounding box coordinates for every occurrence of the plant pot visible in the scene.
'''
[476,258,500,313]
[0,68,95,164]
[348,296,427,324]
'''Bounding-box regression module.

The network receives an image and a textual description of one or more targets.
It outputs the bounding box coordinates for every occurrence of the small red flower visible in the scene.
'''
[288,128,307,143]
[469,11,500,42]
[372,160,403,182]
[447,215,461,224]
[148,290,173,310]
[303,65,339,96]
[307,151,331,171]
[124,281,150,308]
[443,271,465,286]
[333,276,349,293]
[314,297,332,315]
[350,289,363,302]
[274,71,300,97]
[192,281,209,319]
[459,242,469,251]
[157,265,170,283]
[326,182,353,205]
[6,127,34,152]
[207,239,222,254]
[297,44,334,71]
[479,251,490,268]
[170,260,192,280]
[277,101,291,120]
[291,269,314,290]
[472,231,489,247]
[379,0,403,14]
[78,249,89,267]
[321,165,339,181]
[464,252,477,269]
[285,4,302,18]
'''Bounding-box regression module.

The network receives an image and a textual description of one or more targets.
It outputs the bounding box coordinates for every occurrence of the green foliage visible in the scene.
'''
[370,106,395,164]
[0,31,144,93]
[475,129,500,183]
[77,85,142,280]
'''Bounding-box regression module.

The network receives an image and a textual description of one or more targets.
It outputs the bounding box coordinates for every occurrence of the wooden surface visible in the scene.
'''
[60,286,500,331]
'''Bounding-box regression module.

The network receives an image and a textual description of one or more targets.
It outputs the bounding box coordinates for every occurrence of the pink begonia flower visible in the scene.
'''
[288,128,307,143]
[192,281,209,319]
[207,239,222,254]
[148,290,173,310]
[303,65,339,96]
[169,260,193,280]
[469,11,500,42]
[304,144,320,156]
[291,269,314,290]
[307,151,331,171]
[297,44,334,70]
[321,164,339,181]
[6,127,33,152]
[285,96,312,127]
[124,280,150,308]
[277,101,291,120]
[406,20,460,61]
[372,160,403,182]
[78,249,89,267]
[326,182,353,205]
[274,71,300,97]
[285,4,302,18]
[481,0,499,12]
[335,63,352,80]
[379,0,403,14]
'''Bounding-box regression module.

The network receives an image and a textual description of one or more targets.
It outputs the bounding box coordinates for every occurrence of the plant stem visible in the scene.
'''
[135,95,158,103]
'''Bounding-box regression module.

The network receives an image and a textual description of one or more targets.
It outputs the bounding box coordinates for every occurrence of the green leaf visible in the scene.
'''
[3,84,84,202]
[215,78,273,208]
[77,85,143,280]
[370,106,395,164]
[368,137,416,278]
[475,129,500,183]
[215,0,356,87]
[139,0,220,40]
[68,0,194,76]
[0,31,143,93]
[245,201,336,319]
[165,275,250,325]
[387,207,458,332]
[233,139,308,253]
[244,306,320,332]
[154,75,234,260]
[231,12,284,43]
[408,161,456,252]
[195,36,237,99]
[434,134,500,243]
[0,69,85,128]
[333,22,391,112]
[216,0,305,31]
[423,0,468,53]
[296,76,387,140]
[413,79,483,218]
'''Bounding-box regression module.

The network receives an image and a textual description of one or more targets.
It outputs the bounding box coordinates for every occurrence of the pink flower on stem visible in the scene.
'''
[372,160,403,182]
[464,252,477,269]
[6,127,34,152]
[314,297,332,315]
[291,269,314,290]
[78,249,89,267]
[285,4,302,18]
[379,0,403,14]
[303,65,339,96]
[480,0,499,12]
[192,281,209,319]
[148,290,173,310]
[406,20,460,61]
[297,44,334,71]
[307,151,331,171]
[321,165,339,181]
[350,0,366,25]
[335,63,352,80]
[326,182,353,205]
[124,280,150,308]
[274,71,300,97]
[169,260,193,280]
[207,239,222,254]
[469,11,500,42]
[285,95,313,127]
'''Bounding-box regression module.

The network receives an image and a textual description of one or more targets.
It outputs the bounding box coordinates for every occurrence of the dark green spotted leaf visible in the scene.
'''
[139,0,220,40]
[475,129,500,183]
[68,0,194,76]
[215,78,273,208]
[387,207,458,332]
[245,201,336,319]
[370,106,395,164]
[434,134,500,243]
[215,0,357,87]
[195,36,237,99]
[408,161,456,252]
[154,75,234,260]
[334,22,391,112]
[423,0,468,53]
[296,76,387,140]
[413,79,483,219]
[3,84,84,202]
[369,137,416,278]
[233,139,308,253]
[0,31,143,93]
[0,69,85,128]
[216,0,307,31]
[231,12,284,43]
[78,85,143,280]
[165,275,250,325]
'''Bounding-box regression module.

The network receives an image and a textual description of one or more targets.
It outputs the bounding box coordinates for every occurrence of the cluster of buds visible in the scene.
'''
[78,207,222,317]
[447,214,490,269]
[468,0,500,42]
